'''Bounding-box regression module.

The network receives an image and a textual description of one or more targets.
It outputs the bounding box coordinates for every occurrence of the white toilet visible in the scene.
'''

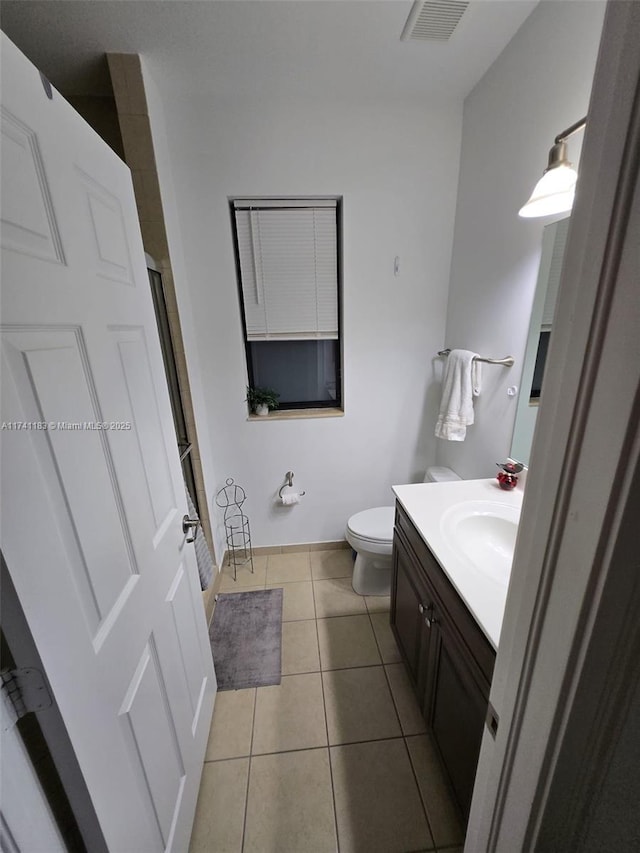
[346,466,461,596]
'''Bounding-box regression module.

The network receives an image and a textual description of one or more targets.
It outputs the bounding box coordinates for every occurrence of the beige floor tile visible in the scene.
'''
[251,546,283,556]
[313,576,367,618]
[252,673,327,754]
[385,663,427,735]
[331,738,434,852]
[369,612,402,663]
[244,749,337,852]
[265,581,315,621]
[310,548,354,580]
[322,666,401,745]
[216,585,266,602]
[219,556,267,590]
[266,551,311,583]
[281,619,320,675]
[189,758,249,853]
[205,688,255,761]
[317,615,381,670]
[365,594,391,613]
[406,734,464,848]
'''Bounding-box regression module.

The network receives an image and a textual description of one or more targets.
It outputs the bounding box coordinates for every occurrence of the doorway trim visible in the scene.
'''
[1,555,108,853]
[106,53,219,618]
[467,2,640,848]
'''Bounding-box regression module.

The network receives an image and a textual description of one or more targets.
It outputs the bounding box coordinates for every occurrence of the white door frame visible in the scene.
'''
[467,2,640,849]
[1,555,108,852]
[0,706,66,853]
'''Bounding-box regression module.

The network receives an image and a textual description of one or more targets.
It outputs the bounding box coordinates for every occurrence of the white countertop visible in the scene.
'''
[392,478,523,649]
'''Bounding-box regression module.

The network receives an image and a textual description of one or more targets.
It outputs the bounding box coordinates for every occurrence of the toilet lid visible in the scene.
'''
[347,506,395,542]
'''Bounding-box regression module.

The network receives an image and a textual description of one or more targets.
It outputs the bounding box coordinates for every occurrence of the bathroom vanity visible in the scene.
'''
[390,479,522,821]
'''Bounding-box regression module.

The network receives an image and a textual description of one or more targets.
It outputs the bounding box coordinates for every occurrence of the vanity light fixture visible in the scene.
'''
[519,116,587,218]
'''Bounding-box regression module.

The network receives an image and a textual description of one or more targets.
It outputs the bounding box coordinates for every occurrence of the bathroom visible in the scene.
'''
[137,0,602,562]
[0,0,602,564]
[2,0,638,850]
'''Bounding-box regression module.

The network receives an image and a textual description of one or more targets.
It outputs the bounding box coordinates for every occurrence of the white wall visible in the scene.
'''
[438,0,606,480]
[153,93,462,549]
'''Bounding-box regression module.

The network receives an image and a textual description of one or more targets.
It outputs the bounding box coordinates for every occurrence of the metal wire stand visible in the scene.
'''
[215,478,254,581]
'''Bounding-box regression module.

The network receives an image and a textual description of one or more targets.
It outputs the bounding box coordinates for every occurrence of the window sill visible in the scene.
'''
[247,407,344,421]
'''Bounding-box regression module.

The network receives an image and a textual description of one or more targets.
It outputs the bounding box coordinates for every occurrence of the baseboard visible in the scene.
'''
[202,567,223,627]
[219,539,350,567]
[254,540,350,555]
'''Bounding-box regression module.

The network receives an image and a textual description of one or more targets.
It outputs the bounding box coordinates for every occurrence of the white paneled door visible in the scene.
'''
[0,35,216,852]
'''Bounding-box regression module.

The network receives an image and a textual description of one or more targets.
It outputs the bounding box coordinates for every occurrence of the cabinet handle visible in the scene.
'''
[418,603,424,614]
[425,613,438,628]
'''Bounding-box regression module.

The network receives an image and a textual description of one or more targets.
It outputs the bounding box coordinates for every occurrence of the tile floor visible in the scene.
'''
[190,549,465,853]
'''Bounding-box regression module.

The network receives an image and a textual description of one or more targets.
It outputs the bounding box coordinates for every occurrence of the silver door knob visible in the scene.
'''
[182,515,200,543]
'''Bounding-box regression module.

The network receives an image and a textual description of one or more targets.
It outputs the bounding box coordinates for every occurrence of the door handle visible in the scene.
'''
[182,515,200,544]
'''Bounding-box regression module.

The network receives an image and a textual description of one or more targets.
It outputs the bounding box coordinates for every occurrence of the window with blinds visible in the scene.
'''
[231,198,342,411]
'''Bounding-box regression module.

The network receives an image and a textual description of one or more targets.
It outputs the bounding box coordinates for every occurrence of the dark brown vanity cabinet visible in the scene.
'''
[390,502,496,821]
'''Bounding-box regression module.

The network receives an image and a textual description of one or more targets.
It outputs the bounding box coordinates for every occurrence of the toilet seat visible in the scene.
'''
[346,506,394,547]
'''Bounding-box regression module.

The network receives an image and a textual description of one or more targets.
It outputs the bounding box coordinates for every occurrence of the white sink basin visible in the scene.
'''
[393,479,524,647]
[440,500,520,584]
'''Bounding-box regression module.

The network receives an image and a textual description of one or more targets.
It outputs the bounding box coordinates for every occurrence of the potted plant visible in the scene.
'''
[246,386,280,416]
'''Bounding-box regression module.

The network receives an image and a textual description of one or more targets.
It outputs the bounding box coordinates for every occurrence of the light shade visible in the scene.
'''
[519,163,578,218]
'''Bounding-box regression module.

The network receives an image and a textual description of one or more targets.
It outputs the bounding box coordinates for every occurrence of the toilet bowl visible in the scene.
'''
[346,466,461,596]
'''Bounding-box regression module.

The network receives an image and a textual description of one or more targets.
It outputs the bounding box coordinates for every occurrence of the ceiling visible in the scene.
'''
[1,0,538,103]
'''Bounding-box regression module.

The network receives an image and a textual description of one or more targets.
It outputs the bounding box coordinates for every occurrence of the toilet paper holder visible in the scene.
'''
[278,471,306,499]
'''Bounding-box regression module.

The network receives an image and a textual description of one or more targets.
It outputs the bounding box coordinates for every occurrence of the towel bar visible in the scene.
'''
[438,348,515,367]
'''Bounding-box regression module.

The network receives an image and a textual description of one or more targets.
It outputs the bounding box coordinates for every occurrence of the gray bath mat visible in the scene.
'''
[209,588,283,690]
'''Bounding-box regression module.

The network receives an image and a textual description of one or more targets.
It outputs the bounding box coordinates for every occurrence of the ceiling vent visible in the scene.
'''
[401,0,470,42]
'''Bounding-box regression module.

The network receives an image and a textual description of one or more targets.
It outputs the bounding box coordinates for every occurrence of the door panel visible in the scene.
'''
[113,326,176,533]
[120,639,186,848]
[77,166,135,285]
[430,620,487,820]
[1,327,141,638]
[166,565,208,722]
[391,528,430,685]
[0,34,215,852]
[5,329,137,611]
[0,108,65,263]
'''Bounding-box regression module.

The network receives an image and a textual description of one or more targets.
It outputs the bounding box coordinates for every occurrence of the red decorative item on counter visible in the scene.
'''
[497,470,518,490]
[496,460,523,490]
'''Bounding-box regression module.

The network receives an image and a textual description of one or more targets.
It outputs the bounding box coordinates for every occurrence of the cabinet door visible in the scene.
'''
[391,529,432,685]
[427,613,487,820]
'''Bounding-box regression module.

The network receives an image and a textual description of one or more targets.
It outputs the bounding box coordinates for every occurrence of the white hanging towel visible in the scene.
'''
[435,349,482,441]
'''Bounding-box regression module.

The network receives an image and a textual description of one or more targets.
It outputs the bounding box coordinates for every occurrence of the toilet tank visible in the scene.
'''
[425,466,461,483]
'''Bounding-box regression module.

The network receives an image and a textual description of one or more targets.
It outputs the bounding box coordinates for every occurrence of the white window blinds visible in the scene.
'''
[234,201,338,341]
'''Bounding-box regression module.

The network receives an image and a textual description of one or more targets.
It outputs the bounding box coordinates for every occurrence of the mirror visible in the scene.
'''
[511,217,570,465]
